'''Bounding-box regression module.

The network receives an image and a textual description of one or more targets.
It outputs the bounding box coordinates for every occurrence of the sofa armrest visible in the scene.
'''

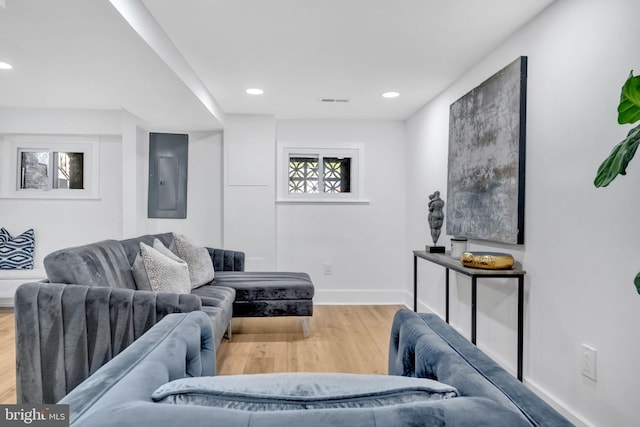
[388,309,572,426]
[60,311,215,426]
[207,247,245,271]
[14,282,202,404]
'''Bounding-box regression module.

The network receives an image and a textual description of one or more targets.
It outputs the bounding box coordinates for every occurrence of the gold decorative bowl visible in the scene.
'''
[460,252,514,270]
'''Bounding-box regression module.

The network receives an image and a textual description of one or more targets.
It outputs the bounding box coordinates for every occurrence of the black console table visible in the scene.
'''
[413,250,526,381]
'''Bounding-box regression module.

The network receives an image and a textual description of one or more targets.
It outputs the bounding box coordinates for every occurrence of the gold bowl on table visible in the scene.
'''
[460,252,514,270]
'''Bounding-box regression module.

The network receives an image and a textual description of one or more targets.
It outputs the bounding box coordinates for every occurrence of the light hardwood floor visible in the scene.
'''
[0,308,16,404]
[0,305,404,404]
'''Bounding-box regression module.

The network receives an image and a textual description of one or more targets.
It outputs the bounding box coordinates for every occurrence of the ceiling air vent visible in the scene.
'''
[318,98,350,103]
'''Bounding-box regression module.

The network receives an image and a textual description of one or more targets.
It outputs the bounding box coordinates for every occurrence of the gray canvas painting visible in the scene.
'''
[446,56,526,244]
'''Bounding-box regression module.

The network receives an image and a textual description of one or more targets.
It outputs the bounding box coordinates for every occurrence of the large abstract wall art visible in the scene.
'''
[446,56,527,245]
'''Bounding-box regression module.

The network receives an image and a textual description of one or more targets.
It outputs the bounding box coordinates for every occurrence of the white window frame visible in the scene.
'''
[277,144,368,204]
[1,136,100,199]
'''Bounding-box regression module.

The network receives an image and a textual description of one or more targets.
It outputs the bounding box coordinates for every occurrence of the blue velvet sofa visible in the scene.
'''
[42,232,314,343]
[51,307,571,426]
[16,233,313,404]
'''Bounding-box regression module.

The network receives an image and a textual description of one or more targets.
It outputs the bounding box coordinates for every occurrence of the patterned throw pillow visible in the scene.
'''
[0,228,35,270]
[134,241,191,294]
[173,233,215,289]
[132,239,185,291]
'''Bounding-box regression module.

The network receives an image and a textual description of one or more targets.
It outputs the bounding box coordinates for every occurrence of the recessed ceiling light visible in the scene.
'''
[246,88,264,95]
[382,91,400,98]
[0,62,13,70]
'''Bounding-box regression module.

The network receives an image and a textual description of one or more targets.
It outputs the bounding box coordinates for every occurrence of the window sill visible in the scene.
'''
[0,194,101,201]
[276,198,370,205]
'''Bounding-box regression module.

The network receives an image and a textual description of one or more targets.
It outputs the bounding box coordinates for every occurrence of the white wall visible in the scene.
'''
[405,0,640,425]
[0,107,226,267]
[276,120,407,304]
[0,108,124,268]
[223,115,277,270]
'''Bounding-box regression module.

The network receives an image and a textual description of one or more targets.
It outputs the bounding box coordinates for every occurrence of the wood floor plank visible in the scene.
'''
[0,304,404,404]
[216,305,403,376]
[0,308,16,404]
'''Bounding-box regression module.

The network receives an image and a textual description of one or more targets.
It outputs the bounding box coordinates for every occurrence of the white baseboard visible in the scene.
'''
[416,299,441,316]
[525,379,593,427]
[313,289,412,307]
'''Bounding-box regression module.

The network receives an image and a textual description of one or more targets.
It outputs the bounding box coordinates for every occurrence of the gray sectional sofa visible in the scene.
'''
[42,232,314,345]
[50,308,572,426]
[16,232,313,404]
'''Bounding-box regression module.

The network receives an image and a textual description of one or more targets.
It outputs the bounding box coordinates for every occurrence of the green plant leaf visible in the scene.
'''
[594,123,640,187]
[618,71,640,124]
[635,272,640,295]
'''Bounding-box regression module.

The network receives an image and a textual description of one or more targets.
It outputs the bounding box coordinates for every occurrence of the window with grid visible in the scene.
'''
[278,146,363,202]
[289,156,351,194]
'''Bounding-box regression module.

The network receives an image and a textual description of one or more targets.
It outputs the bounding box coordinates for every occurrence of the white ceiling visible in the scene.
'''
[0,0,556,131]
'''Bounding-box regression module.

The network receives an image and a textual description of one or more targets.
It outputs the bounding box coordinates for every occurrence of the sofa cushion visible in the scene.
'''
[0,228,35,270]
[44,239,137,289]
[152,373,457,410]
[136,242,190,294]
[213,271,314,301]
[190,285,235,344]
[173,233,215,289]
[190,284,236,308]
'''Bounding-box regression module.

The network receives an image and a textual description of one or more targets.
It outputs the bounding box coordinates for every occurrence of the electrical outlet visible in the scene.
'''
[581,344,597,380]
[323,262,333,275]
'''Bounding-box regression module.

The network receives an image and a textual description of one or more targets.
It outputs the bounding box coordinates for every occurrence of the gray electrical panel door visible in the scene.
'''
[148,133,188,218]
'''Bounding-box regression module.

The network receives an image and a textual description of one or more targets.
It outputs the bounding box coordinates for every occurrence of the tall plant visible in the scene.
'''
[594,70,640,293]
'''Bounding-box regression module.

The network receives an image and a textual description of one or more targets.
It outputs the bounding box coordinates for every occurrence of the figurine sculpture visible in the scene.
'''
[428,191,445,249]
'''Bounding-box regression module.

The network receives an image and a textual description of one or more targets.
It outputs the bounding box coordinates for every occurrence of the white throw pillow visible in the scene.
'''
[132,239,181,291]
[173,233,215,289]
[134,241,191,294]
[152,238,184,263]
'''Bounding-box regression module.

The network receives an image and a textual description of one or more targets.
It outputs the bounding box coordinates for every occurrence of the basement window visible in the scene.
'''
[0,136,99,199]
[19,150,85,190]
[289,156,351,194]
[278,146,366,203]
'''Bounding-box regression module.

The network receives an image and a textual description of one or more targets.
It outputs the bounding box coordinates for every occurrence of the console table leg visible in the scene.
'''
[445,268,450,323]
[471,277,477,345]
[518,276,524,381]
[413,255,418,312]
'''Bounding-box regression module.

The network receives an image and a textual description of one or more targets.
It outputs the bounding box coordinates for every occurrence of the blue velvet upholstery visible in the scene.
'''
[44,239,138,289]
[207,247,245,272]
[30,233,314,404]
[205,271,314,317]
[59,311,215,426]
[55,309,571,427]
[14,282,201,404]
[389,310,573,426]
[43,233,313,324]
[42,234,243,345]
[152,373,458,409]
